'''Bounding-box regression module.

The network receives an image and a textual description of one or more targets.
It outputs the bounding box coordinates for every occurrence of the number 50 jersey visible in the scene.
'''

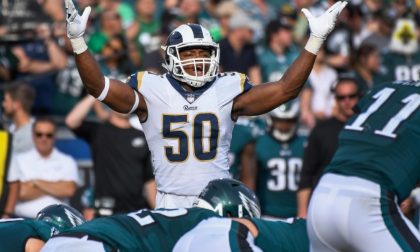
[326,81,420,202]
[128,72,252,195]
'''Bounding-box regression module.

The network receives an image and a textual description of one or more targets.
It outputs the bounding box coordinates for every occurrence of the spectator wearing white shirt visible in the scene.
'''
[7,117,79,218]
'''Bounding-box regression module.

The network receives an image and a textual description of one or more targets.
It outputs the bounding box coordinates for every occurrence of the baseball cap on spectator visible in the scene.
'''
[229,11,258,32]
[215,1,238,18]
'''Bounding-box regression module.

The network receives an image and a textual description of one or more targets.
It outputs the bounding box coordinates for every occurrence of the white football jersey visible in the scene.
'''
[128,72,253,195]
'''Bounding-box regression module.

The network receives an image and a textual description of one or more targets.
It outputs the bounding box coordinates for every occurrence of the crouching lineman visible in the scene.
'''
[42,178,309,251]
[41,178,260,252]
[0,204,85,252]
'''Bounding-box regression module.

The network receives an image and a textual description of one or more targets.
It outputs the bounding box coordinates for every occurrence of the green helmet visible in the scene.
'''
[36,204,86,233]
[193,178,261,218]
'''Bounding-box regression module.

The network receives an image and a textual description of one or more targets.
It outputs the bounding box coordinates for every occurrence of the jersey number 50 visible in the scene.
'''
[163,113,219,162]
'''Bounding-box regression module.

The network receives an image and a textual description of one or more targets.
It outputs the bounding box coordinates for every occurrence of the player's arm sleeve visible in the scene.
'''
[239,73,253,93]
[298,129,321,189]
[126,71,145,92]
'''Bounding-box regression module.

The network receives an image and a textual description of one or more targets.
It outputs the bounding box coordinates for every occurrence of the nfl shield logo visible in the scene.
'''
[187,94,196,103]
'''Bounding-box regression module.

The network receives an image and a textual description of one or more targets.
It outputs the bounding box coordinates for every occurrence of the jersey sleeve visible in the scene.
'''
[126,71,146,91]
[239,73,253,93]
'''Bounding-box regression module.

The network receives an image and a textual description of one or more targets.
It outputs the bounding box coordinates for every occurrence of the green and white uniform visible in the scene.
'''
[308,81,420,252]
[229,118,264,179]
[173,217,308,252]
[0,218,55,251]
[42,208,219,252]
[255,134,306,218]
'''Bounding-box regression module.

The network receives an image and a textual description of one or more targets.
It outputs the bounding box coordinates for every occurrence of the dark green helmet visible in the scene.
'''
[36,204,86,233]
[194,178,261,218]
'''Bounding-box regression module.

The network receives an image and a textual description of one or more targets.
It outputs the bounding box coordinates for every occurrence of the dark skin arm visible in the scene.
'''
[74,49,315,122]
[74,52,148,121]
[232,51,316,120]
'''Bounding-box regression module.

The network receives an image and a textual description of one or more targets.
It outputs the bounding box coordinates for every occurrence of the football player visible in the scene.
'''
[41,178,261,252]
[307,81,420,251]
[64,0,347,208]
[0,204,85,252]
[251,100,306,219]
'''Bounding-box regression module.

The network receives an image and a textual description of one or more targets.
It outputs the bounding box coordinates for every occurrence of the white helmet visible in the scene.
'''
[266,100,300,142]
[162,23,220,88]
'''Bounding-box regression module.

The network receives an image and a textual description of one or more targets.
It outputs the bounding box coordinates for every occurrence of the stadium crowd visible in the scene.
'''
[0,0,420,251]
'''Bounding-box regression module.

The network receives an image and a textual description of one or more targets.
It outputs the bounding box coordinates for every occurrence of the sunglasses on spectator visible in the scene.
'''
[35,132,54,139]
[335,93,359,101]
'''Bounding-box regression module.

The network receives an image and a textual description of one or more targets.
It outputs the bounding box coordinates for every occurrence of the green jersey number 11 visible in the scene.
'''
[345,87,420,138]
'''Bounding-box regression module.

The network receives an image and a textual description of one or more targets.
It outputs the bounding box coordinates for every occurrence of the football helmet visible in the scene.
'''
[266,100,300,142]
[162,23,220,88]
[194,178,261,218]
[36,204,86,233]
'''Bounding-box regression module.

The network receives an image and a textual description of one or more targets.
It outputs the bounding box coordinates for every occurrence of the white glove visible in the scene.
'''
[302,1,348,54]
[65,0,91,54]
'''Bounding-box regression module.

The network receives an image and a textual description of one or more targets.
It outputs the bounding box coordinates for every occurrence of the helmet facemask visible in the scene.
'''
[165,43,220,88]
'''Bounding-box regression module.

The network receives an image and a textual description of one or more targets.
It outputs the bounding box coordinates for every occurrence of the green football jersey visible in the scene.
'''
[63,208,219,252]
[255,134,306,218]
[326,81,420,202]
[229,118,264,179]
[0,218,54,251]
[251,218,309,252]
[381,51,420,83]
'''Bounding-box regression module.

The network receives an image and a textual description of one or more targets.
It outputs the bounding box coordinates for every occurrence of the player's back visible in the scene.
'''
[0,218,53,251]
[62,208,219,252]
[326,81,420,201]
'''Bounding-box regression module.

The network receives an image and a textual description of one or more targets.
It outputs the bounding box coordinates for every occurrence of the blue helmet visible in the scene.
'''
[162,23,220,88]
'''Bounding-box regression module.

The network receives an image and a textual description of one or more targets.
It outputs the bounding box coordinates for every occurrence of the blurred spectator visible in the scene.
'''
[234,0,276,42]
[213,1,239,41]
[258,19,299,83]
[96,0,135,28]
[88,9,124,54]
[2,84,36,155]
[300,47,337,129]
[297,78,361,218]
[353,43,384,95]
[65,96,156,218]
[249,100,306,219]
[362,11,394,52]
[99,34,136,79]
[11,24,68,115]
[381,18,420,82]
[7,117,79,218]
[127,0,162,71]
[219,11,261,84]
[1,83,36,218]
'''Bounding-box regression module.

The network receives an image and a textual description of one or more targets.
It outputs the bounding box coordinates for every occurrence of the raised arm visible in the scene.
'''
[233,1,347,119]
[64,0,146,119]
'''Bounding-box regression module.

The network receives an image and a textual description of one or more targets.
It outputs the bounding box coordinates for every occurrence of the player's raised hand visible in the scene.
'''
[302,1,347,40]
[302,1,347,54]
[65,0,91,39]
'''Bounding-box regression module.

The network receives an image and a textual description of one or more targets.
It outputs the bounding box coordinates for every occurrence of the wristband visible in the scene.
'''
[128,90,140,114]
[70,37,88,54]
[97,77,110,101]
[304,35,324,55]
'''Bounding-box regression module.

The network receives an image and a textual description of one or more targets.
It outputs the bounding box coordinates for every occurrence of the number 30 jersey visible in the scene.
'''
[128,72,253,195]
[326,81,420,201]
